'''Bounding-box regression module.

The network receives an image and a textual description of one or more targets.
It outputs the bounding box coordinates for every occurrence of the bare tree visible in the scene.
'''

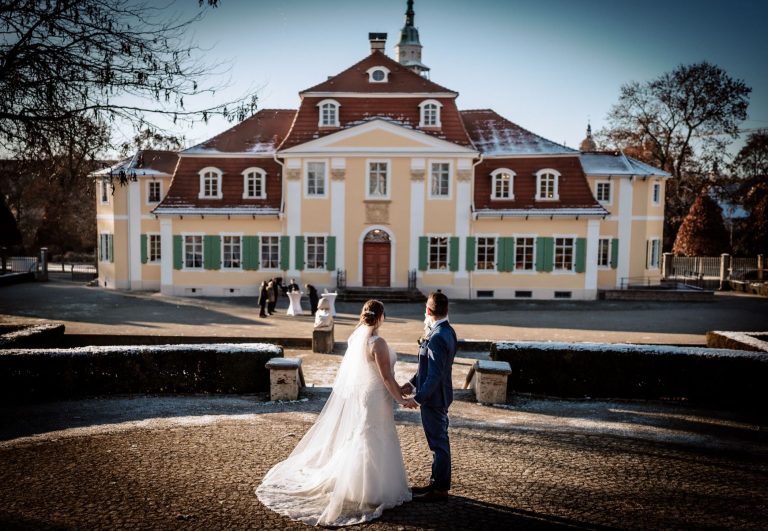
[728,131,768,255]
[0,0,257,163]
[599,62,751,250]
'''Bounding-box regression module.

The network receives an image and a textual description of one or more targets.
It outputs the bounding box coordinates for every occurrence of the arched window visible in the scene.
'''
[535,169,560,201]
[419,99,442,127]
[366,66,391,83]
[242,167,266,199]
[490,168,515,200]
[198,167,222,199]
[317,99,340,127]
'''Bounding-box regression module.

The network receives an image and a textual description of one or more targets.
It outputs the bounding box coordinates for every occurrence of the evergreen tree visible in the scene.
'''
[672,190,729,256]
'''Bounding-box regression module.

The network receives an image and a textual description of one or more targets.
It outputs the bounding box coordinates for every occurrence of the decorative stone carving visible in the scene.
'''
[331,168,346,180]
[410,168,425,181]
[365,202,389,224]
[457,169,473,181]
[286,168,301,180]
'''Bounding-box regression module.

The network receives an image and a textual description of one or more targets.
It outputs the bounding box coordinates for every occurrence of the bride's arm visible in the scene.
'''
[372,338,406,404]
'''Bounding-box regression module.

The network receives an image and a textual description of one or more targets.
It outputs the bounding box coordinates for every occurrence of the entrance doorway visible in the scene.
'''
[362,229,391,287]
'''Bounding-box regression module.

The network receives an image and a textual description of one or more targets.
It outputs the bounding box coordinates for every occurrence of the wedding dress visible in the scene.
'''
[256,325,412,526]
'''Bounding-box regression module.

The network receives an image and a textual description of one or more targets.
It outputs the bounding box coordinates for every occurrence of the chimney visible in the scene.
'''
[369,32,387,54]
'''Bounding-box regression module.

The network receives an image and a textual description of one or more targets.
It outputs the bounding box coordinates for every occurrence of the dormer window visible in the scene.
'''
[535,169,560,201]
[317,99,340,127]
[198,167,222,199]
[242,167,266,199]
[419,99,442,127]
[366,66,390,83]
[491,168,515,200]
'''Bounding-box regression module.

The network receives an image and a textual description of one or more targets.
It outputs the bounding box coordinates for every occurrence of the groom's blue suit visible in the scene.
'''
[410,318,457,492]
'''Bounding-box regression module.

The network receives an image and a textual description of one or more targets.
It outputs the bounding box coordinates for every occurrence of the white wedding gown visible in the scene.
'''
[256,326,412,526]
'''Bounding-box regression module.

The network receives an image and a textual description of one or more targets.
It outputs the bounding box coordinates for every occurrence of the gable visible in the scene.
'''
[279,119,476,155]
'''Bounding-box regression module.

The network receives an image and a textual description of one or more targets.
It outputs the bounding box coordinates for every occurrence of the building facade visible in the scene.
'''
[94,5,669,300]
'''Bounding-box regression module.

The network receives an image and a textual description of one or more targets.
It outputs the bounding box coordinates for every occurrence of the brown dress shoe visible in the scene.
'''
[410,484,433,495]
[413,489,449,502]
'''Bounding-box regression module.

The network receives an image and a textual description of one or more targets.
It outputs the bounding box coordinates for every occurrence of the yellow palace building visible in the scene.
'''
[94,3,669,300]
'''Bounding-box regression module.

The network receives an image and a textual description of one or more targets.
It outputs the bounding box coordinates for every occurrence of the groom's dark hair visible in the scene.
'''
[427,292,448,318]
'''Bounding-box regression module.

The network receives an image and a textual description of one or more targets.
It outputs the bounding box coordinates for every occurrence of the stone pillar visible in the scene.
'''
[312,326,334,353]
[1,246,6,274]
[662,252,673,280]
[758,254,764,281]
[38,247,49,281]
[465,360,512,404]
[265,357,304,401]
[719,253,731,291]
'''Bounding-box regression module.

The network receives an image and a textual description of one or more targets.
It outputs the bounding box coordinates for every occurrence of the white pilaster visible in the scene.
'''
[584,219,600,295]
[160,218,173,295]
[330,175,345,275]
[454,168,472,278]
[285,160,302,278]
[409,160,425,274]
[616,177,634,286]
[127,180,141,289]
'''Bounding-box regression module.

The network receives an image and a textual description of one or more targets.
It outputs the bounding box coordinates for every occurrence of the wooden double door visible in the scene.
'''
[363,241,391,287]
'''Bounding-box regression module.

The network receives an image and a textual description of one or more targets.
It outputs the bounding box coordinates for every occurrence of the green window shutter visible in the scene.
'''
[173,235,183,270]
[98,237,102,261]
[504,237,515,272]
[295,235,305,271]
[204,235,221,270]
[243,236,259,270]
[108,235,114,263]
[465,237,476,272]
[496,237,506,272]
[575,238,587,273]
[449,237,459,272]
[280,236,290,271]
[326,236,336,271]
[140,234,148,264]
[610,238,619,269]
[418,236,428,271]
[536,237,554,272]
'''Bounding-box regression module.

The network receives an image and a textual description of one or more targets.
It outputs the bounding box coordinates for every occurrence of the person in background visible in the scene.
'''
[288,278,300,292]
[267,279,277,315]
[306,284,319,315]
[258,281,269,318]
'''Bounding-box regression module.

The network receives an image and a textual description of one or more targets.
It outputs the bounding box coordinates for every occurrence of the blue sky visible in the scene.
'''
[138,0,768,154]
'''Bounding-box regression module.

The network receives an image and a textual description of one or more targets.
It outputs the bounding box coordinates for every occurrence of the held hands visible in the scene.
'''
[399,382,414,396]
[401,397,419,409]
[397,382,418,409]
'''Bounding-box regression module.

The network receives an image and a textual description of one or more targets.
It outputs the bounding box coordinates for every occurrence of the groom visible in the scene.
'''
[401,291,457,501]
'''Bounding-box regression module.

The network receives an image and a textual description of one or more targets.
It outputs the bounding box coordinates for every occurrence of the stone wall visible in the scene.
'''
[491,341,767,410]
[0,343,282,402]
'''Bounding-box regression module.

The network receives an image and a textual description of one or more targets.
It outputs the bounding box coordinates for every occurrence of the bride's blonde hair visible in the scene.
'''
[358,299,385,327]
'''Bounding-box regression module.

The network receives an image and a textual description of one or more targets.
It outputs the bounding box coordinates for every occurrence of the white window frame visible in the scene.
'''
[513,234,537,273]
[419,99,443,127]
[595,180,612,205]
[366,66,390,83]
[146,180,162,204]
[305,234,327,271]
[647,238,661,270]
[183,233,204,270]
[198,167,222,199]
[553,234,576,273]
[597,237,611,269]
[259,234,281,271]
[317,99,340,127]
[99,233,112,262]
[365,159,390,200]
[220,233,243,270]
[429,160,452,200]
[305,160,328,198]
[242,167,267,199]
[475,235,497,273]
[490,168,515,200]
[652,181,662,206]
[535,169,560,201]
[99,179,110,205]
[428,234,451,272]
[147,233,161,264]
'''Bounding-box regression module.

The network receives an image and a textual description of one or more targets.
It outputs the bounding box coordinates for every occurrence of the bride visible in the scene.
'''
[256,299,412,526]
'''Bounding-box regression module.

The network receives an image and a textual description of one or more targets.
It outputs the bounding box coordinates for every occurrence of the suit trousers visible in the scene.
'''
[420,405,451,491]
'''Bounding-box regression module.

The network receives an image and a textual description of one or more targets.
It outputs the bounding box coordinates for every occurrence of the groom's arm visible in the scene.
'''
[412,335,448,404]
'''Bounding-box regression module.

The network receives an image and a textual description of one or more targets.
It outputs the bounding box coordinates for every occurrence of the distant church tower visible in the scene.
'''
[579,123,598,152]
[395,0,430,77]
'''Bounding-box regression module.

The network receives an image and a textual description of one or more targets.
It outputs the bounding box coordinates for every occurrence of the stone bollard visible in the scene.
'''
[265,357,305,401]
[312,326,334,353]
[464,360,512,404]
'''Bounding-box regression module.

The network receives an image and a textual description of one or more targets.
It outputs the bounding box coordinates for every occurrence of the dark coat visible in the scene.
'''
[410,320,457,408]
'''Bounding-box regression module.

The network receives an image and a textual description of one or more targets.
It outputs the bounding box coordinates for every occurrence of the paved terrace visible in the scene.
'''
[1,281,767,529]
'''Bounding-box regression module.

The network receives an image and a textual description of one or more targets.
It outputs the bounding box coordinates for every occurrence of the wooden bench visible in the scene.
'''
[265,357,306,401]
[464,360,512,404]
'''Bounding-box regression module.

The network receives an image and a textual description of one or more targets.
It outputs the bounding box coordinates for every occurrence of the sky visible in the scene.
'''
[127,0,768,155]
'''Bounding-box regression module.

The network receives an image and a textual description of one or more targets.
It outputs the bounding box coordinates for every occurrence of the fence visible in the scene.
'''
[663,253,764,289]
[2,249,97,282]
[48,262,98,281]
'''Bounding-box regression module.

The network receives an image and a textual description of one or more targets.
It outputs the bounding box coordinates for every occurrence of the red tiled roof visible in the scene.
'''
[134,150,178,175]
[301,50,455,95]
[183,109,297,154]
[473,156,606,213]
[461,109,575,156]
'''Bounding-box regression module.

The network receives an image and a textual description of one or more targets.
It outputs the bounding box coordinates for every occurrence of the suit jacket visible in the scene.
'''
[410,319,457,408]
